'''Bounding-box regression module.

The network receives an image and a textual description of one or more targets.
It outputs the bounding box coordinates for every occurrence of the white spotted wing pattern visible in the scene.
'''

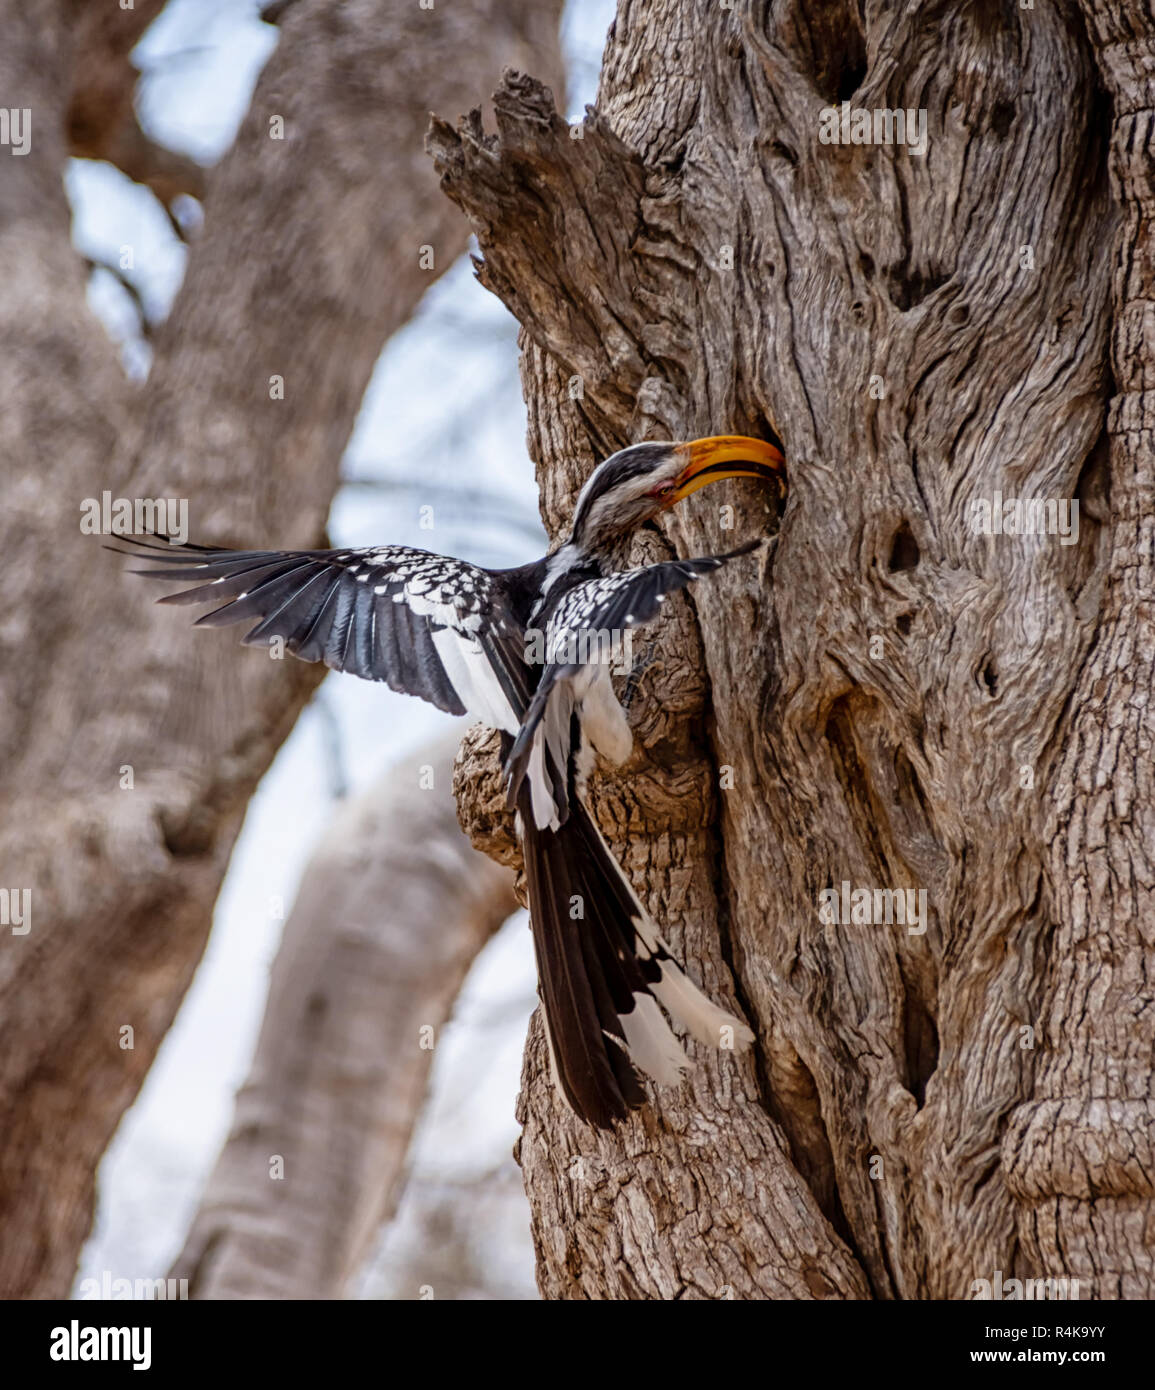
[122,540,526,733]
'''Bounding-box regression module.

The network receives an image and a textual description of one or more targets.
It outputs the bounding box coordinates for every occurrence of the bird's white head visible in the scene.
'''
[567,433,785,554]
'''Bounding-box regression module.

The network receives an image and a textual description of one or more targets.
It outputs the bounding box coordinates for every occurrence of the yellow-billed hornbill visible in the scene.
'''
[117,432,785,1127]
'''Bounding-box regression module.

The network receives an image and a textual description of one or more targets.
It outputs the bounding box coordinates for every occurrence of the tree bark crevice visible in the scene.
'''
[435,0,1130,1297]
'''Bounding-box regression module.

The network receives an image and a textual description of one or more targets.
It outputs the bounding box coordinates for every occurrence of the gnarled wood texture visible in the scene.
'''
[436,0,1145,1299]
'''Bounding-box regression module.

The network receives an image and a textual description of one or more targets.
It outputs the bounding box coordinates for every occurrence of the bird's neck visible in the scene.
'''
[532,537,615,620]
[561,525,635,573]
[588,532,637,579]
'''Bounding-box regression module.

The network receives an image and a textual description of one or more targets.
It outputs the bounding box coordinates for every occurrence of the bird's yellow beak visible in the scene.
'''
[670,433,785,505]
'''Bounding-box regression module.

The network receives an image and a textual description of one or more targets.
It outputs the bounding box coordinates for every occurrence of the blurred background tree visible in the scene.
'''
[0,0,604,1300]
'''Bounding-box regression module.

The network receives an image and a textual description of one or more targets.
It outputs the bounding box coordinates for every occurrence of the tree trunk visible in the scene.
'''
[0,0,562,1299]
[170,733,516,1300]
[435,0,1145,1299]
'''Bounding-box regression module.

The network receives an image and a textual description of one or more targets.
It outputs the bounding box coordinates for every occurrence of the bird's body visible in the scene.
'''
[118,433,784,1127]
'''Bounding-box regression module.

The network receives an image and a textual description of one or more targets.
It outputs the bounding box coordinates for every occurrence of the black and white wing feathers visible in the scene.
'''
[117,537,530,732]
[115,534,758,1128]
[505,541,761,824]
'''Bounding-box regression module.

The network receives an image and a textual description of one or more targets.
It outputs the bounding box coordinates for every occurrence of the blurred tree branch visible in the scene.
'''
[171,734,516,1300]
[64,0,207,209]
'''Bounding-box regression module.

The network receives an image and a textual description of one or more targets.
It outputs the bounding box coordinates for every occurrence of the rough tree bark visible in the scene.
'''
[64,0,206,212]
[435,0,1147,1299]
[170,734,516,1300]
[0,0,562,1299]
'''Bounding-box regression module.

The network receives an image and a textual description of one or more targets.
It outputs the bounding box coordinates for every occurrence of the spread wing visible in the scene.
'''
[116,537,531,733]
[505,541,761,826]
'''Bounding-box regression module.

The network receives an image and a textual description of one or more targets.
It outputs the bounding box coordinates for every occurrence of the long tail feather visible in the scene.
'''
[516,767,753,1127]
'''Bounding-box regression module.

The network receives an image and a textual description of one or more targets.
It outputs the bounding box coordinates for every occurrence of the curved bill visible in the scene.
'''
[671,433,785,504]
